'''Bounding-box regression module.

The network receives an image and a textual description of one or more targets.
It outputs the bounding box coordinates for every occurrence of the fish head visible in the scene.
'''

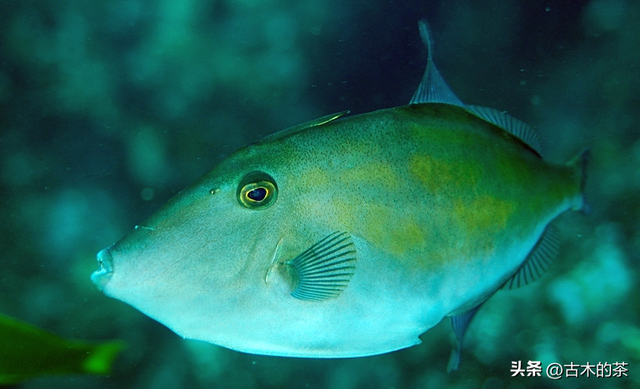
[89,130,363,353]
[91,139,313,340]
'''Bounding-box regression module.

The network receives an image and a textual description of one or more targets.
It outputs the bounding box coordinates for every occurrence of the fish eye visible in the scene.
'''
[247,187,267,201]
[237,171,278,209]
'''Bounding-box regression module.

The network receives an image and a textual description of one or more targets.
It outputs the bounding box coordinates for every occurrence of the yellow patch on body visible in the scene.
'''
[355,203,427,258]
[455,195,514,235]
[453,195,516,257]
[408,154,481,193]
[407,152,518,263]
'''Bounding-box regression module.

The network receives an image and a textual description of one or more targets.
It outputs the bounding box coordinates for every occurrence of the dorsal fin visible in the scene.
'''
[409,21,544,158]
[285,232,357,301]
[466,105,543,156]
[502,224,560,290]
[255,111,349,145]
[410,20,464,107]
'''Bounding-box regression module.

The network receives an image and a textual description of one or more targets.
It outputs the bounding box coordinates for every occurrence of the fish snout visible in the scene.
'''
[91,247,114,291]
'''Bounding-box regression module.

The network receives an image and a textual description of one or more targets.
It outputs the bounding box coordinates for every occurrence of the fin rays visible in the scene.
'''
[410,21,464,107]
[448,304,483,372]
[466,105,543,156]
[503,224,560,289]
[286,232,357,301]
[410,21,544,156]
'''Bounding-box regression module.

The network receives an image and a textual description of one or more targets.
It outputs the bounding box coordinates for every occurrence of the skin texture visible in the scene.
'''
[92,103,584,358]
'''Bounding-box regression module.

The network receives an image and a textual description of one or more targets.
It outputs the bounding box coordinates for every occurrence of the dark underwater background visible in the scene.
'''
[1,0,638,388]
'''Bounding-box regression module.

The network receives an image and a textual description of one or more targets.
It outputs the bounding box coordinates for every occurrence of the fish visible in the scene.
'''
[0,312,124,384]
[91,21,588,370]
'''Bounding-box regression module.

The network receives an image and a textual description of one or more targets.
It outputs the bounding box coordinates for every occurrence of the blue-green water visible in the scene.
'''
[1,0,638,388]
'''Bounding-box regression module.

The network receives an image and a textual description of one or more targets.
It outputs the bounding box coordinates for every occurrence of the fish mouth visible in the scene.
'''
[91,247,114,291]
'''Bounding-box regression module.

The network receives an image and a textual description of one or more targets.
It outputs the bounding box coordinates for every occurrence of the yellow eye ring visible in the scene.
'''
[237,172,278,209]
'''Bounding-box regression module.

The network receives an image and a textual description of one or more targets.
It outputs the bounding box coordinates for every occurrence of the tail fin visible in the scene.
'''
[567,148,590,214]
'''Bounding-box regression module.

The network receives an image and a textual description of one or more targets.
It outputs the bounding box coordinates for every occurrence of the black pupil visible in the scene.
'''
[248,187,267,201]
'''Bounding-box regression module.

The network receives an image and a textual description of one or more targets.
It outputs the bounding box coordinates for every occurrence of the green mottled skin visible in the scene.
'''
[97,103,583,358]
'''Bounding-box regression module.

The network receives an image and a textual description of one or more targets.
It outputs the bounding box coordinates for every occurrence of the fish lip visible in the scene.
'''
[91,247,114,291]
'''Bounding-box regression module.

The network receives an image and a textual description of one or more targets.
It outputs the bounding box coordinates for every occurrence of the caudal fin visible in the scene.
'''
[567,148,590,214]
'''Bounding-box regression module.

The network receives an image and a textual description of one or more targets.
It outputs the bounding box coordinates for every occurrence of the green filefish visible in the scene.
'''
[0,313,124,384]
[91,21,587,369]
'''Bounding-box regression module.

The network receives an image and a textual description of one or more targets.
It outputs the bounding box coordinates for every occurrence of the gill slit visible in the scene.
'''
[265,236,284,284]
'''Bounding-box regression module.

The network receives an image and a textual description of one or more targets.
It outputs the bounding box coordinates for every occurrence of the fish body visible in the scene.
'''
[92,22,587,363]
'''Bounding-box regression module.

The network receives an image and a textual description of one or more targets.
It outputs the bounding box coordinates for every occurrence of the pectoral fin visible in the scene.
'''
[284,232,357,301]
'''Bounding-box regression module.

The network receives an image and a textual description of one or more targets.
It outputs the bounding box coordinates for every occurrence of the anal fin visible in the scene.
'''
[502,224,560,290]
